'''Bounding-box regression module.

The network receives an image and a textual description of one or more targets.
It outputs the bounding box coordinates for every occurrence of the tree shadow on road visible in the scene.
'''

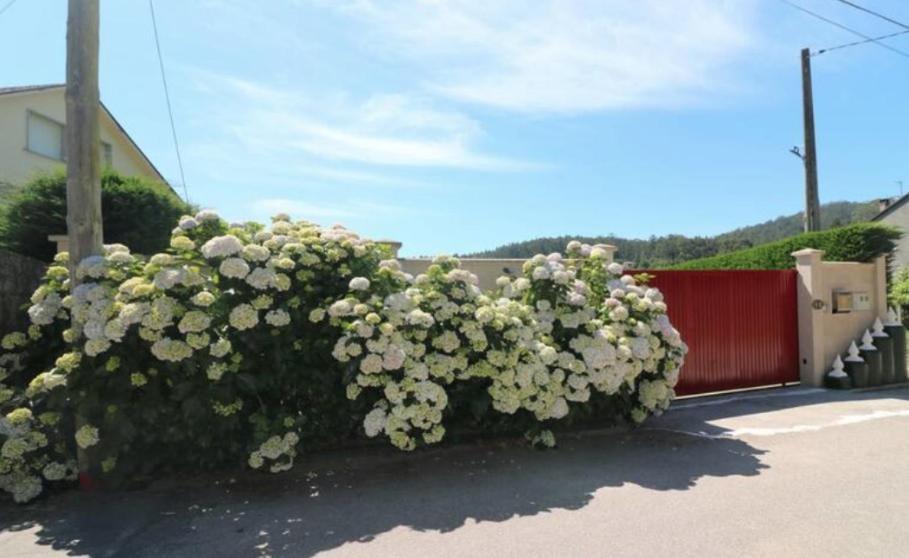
[0,416,768,557]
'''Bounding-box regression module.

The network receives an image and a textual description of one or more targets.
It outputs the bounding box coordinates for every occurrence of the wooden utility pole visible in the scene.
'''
[66,0,102,489]
[66,0,103,276]
[800,47,821,232]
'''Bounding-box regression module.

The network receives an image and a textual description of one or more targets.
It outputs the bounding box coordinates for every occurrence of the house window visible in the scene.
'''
[26,111,65,161]
[101,141,112,166]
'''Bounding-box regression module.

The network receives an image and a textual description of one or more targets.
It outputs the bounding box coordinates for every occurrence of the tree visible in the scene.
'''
[0,170,190,262]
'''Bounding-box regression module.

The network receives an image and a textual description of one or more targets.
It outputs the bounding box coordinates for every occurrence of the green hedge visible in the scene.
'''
[0,170,189,262]
[670,222,901,270]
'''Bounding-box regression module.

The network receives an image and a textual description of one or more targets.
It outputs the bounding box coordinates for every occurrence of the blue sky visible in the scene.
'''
[1,0,907,255]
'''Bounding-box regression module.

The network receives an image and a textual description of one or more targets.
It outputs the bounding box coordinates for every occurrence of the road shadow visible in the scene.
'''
[0,412,769,558]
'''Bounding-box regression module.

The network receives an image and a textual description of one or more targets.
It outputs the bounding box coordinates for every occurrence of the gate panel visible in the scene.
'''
[644,270,799,396]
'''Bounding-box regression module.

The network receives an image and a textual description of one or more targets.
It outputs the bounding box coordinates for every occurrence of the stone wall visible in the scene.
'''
[0,249,46,334]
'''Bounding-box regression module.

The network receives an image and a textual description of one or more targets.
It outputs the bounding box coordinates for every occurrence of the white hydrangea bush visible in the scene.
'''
[327,256,546,450]
[0,210,686,504]
[511,242,687,425]
[328,243,687,450]
[0,210,392,502]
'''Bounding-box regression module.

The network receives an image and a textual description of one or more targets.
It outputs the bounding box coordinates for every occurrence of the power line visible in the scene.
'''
[817,28,909,55]
[831,0,909,31]
[777,0,909,59]
[0,0,18,17]
[148,0,189,202]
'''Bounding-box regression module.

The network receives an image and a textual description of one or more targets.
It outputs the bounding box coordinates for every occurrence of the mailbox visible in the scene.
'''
[833,291,853,313]
[832,291,872,313]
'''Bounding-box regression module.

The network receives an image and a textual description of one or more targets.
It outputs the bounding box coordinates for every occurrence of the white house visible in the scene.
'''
[0,83,169,189]
[873,196,909,269]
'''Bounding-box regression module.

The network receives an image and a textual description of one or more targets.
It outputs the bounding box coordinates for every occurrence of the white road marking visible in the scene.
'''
[648,409,909,440]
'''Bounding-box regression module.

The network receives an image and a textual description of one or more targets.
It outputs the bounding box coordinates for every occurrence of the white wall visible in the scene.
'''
[400,258,527,291]
[0,88,166,188]
[878,203,909,269]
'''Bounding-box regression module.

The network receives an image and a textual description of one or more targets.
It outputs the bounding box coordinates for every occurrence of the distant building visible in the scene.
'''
[0,84,168,187]
[873,196,909,268]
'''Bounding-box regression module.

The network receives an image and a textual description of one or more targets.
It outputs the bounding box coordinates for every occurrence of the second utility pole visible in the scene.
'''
[800,47,821,232]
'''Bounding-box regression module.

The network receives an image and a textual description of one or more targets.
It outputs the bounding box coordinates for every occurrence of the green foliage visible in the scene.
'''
[889,267,909,325]
[671,223,901,270]
[0,180,16,207]
[467,200,879,267]
[0,170,189,262]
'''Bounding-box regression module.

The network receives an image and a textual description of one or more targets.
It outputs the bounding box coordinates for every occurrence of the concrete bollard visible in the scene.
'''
[824,355,851,389]
[844,342,868,388]
[859,331,882,386]
[871,319,894,384]
[884,308,907,383]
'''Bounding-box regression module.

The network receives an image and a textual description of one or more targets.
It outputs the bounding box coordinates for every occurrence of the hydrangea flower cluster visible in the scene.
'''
[0,402,76,503]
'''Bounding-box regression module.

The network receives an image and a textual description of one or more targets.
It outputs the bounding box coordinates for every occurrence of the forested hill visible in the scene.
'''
[713,200,879,247]
[465,200,879,267]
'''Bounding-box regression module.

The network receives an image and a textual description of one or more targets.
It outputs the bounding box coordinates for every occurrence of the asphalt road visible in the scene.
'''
[2,386,909,557]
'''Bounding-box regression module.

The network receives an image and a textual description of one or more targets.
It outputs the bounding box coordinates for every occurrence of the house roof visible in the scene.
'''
[0,83,66,96]
[0,83,174,193]
[873,193,909,222]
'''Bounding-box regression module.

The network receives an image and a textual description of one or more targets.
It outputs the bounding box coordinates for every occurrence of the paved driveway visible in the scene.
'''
[2,386,909,557]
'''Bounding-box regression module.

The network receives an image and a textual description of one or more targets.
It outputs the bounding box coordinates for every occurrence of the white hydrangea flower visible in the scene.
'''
[178,311,211,334]
[349,277,371,291]
[364,407,387,438]
[75,425,100,449]
[219,257,250,279]
[75,255,107,280]
[191,291,216,307]
[245,267,276,290]
[242,244,271,262]
[200,235,243,259]
[27,292,62,326]
[178,216,199,230]
[328,300,353,318]
[195,209,220,222]
[150,338,193,362]
[229,304,259,330]
[265,309,291,327]
[210,338,232,358]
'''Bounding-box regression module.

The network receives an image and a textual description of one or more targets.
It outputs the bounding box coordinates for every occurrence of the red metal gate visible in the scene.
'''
[644,270,799,396]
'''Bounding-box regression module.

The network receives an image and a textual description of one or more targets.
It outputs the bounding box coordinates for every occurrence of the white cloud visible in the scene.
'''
[331,0,758,113]
[288,163,429,188]
[192,73,533,171]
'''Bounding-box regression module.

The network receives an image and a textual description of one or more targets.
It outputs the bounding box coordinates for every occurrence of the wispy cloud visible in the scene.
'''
[330,0,758,113]
[191,72,535,171]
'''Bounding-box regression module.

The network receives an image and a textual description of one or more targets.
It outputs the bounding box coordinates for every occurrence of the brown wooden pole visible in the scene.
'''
[66,0,102,488]
[66,0,103,274]
[800,48,821,232]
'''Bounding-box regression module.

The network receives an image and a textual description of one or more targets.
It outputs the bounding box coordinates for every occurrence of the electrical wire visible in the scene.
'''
[831,0,909,31]
[816,28,909,54]
[777,0,909,59]
[149,0,189,202]
[0,0,18,17]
